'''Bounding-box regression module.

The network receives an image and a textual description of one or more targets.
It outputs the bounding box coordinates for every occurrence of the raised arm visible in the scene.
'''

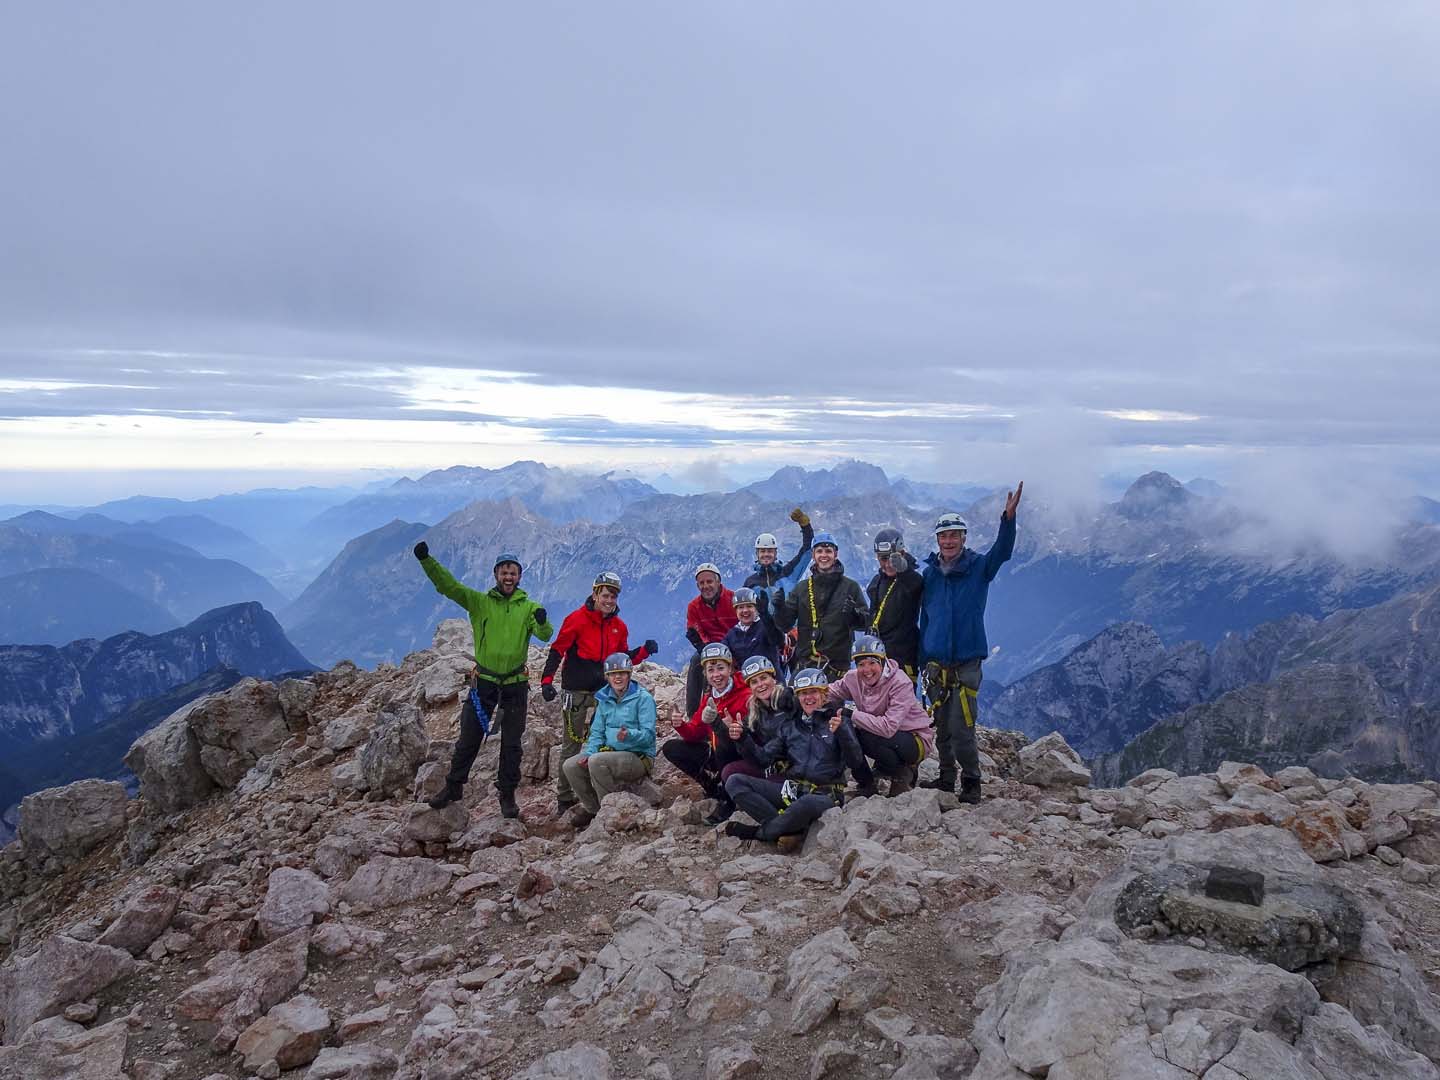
[416,545,483,610]
[777,508,816,579]
[984,508,1018,582]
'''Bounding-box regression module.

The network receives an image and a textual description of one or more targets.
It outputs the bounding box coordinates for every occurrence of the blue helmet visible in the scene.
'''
[493,551,523,573]
[812,532,838,551]
[852,635,887,663]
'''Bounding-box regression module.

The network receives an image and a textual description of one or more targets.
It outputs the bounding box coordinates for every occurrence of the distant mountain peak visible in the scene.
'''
[1118,471,1193,519]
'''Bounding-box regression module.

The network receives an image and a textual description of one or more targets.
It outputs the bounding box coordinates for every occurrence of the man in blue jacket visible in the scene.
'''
[918,482,1023,803]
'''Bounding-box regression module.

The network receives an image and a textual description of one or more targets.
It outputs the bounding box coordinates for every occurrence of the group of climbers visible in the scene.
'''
[411,479,1023,840]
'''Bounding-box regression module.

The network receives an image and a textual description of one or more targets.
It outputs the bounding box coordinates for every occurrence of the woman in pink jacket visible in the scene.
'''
[826,635,935,797]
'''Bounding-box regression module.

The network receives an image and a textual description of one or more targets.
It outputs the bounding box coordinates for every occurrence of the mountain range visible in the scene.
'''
[280,469,1440,689]
[988,579,1440,785]
[0,515,288,635]
[0,602,312,843]
[7,458,1440,789]
[0,601,311,747]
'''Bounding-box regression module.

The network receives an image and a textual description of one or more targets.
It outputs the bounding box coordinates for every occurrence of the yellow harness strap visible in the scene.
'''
[870,576,898,632]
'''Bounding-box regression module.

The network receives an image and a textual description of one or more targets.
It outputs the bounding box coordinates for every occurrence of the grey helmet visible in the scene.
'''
[603,652,633,675]
[873,528,905,556]
[754,532,779,550]
[852,635,887,663]
[791,667,829,691]
[592,570,622,593]
[694,562,722,581]
[699,641,734,667]
[740,655,777,683]
[732,587,758,608]
[493,551,523,573]
[933,512,969,536]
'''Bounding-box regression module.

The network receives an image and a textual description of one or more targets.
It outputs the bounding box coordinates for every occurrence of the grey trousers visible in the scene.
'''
[561,751,649,814]
[725,774,839,842]
[932,659,983,783]
[555,689,599,801]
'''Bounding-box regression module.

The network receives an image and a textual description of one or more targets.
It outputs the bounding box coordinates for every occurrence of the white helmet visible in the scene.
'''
[754,532,778,550]
[694,562,722,580]
[934,512,969,536]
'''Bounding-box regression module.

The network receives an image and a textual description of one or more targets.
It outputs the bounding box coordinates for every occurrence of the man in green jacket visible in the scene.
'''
[415,542,553,818]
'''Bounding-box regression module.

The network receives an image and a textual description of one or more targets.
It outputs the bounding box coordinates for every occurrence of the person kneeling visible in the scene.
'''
[826,635,934,797]
[560,653,656,829]
[723,667,865,852]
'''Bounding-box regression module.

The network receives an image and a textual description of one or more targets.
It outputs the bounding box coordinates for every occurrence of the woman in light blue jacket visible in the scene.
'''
[560,652,657,826]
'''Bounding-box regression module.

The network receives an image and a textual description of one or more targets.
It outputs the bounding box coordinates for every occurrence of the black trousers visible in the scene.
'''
[445,679,529,793]
[661,737,739,797]
[725,775,839,841]
[852,727,924,784]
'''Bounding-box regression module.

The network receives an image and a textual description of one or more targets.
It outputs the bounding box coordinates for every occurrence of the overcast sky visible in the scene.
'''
[2,2,1438,504]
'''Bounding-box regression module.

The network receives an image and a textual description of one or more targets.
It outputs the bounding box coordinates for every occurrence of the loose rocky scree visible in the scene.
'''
[1,619,1439,1078]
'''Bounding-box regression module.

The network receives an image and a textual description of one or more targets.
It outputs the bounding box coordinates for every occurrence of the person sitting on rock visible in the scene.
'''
[724,667,866,853]
[540,572,659,817]
[774,532,870,681]
[742,508,815,611]
[684,562,739,718]
[722,587,784,676]
[825,635,933,798]
[661,641,751,803]
[703,655,794,825]
[415,543,553,819]
[560,652,657,830]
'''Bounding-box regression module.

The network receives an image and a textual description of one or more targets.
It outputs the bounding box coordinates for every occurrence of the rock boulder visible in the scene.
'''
[0,935,135,1043]
[17,780,128,870]
[187,678,289,789]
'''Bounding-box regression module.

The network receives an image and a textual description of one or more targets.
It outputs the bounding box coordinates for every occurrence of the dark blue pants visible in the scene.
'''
[725,774,838,841]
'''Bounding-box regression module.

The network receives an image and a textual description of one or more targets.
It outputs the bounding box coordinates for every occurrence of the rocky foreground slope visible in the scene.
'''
[1,622,1439,1079]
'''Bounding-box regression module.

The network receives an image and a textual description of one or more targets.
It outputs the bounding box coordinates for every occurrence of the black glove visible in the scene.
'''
[534,607,548,625]
[756,590,770,615]
[541,683,558,702]
[413,541,429,561]
[644,639,659,656]
[686,627,704,650]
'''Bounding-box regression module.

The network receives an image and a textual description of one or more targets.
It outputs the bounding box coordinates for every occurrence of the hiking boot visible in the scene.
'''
[776,834,804,855]
[567,804,596,830]
[958,776,983,805]
[852,779,879,799]
[427,783,463,810]
[497,789,520,819]
[886,768,915,798]
[555,796,578,818]
[919,774,955,793]
[725,821,759,840]
[703,801,735,826]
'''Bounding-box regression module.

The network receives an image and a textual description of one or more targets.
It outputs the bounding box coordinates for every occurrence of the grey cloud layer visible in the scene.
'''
[2,2,1438,461]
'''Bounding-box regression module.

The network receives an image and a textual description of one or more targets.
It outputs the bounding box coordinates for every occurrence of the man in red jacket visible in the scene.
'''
[662,641,751,803]
[684,562,738,716]
[541,571,659,814]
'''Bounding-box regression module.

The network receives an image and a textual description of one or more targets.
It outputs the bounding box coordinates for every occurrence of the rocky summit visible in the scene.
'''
[1,620,1438,1079]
